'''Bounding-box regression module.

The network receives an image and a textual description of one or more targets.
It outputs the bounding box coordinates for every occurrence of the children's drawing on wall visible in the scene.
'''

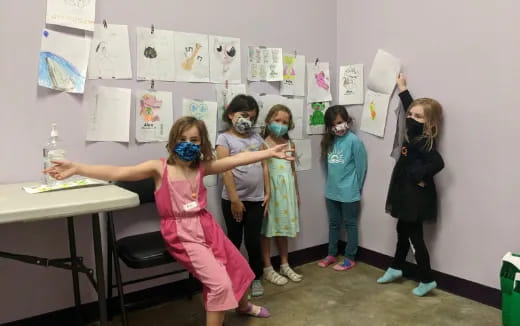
[360,49,401,137]
[136,27,175,81]
[174,32,209,82]
[135,90,173,143]
[280,53,305,96]
[338,64,364,105]
[361,90,391,137]
[307,62,332,103]
[215,84,246,131]
[38,29,90,93]
[306,101,330,135]
[209,35,241,83]
[252,94,286,129]
[292,139,312,171]
[182,99,218,145]
[46,0,96,31]
[285,98,304,140]
[86,86,131,142]
[247,46,283,82]
[88,24,132,79]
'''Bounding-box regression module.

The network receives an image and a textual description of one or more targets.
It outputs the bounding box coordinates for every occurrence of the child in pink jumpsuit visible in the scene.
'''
[44,116,294,326]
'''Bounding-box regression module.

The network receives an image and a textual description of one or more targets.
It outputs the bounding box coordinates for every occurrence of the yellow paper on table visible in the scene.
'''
[23,178,107,194]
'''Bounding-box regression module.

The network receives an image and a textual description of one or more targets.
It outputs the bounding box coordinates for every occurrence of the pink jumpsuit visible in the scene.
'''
[154,159,254,311]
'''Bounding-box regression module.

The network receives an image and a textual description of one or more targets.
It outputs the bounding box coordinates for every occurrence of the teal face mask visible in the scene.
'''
[268,122,289,137]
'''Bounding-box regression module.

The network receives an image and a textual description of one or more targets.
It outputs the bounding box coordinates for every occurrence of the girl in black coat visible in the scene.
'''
[377,73,444,297]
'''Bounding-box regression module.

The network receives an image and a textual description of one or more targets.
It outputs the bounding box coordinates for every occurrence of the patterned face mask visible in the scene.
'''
[233,116,252,134]
[332,122,349,136]
[173,142,201,161]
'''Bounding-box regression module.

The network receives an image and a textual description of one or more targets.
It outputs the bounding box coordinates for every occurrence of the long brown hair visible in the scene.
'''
[262,104,295,140]
[166,116,215,167]
[407,98,443,151]
[320,105,353,157]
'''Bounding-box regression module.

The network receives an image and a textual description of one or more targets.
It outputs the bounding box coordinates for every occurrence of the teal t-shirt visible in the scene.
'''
[325,132,367,203]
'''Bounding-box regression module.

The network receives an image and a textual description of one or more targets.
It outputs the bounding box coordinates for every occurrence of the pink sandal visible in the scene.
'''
[237,303,270,318]
[333,258,356,271]
[317,255,336,268]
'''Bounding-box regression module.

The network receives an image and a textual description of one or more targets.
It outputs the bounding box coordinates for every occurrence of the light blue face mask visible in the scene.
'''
[268,122,289,137]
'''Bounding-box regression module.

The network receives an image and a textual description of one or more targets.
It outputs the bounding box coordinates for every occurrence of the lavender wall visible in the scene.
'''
[0,0,337,322]
[337,0,520,290]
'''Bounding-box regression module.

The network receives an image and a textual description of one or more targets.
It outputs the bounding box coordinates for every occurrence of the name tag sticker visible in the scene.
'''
[183,201,199,211]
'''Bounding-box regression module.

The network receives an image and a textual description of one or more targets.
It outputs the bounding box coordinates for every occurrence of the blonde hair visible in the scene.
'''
[166,116,215,167]
[262,104,295,139]
[407,98,443,151]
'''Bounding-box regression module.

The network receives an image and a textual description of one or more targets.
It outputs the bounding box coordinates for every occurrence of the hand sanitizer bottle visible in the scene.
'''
[43,123,66,186]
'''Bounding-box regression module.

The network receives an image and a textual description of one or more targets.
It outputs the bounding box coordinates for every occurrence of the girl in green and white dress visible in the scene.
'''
[261,104,302,285]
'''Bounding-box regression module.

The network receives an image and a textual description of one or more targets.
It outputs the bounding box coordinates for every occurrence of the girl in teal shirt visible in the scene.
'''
[317,105,367,271]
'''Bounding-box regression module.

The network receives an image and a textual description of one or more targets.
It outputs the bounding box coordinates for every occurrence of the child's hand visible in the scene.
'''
[269,143,295,161]
[43,160,77,180]
[262,194,270,217]
[397,73,407,92]
[231,199,246,222]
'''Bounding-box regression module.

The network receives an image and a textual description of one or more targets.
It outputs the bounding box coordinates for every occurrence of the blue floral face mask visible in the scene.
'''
[268,122,289,137]
[173,142,201,162]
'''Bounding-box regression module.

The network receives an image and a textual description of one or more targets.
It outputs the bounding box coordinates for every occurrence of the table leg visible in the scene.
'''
[92,213,108,326]
[67,217,84,325]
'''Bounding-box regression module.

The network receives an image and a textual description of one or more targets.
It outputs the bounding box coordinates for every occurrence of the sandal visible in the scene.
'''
[280,265,302,282]
[264,269,288,285]
[237,303,271,318]
[317,255,336,268]
[333,258,356,271]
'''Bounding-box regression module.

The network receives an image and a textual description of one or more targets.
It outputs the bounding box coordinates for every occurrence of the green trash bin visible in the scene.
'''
[512,280,520,326]
[501,252,520,326]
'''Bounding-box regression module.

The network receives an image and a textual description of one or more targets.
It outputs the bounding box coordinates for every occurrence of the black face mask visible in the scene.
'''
[406,118,424,140]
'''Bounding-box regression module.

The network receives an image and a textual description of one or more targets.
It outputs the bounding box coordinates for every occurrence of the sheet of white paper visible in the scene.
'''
[182,99,218,145]
[280,54,306,96]
[136,27,175,81]
[46,0,96,31]
[174,32,210,82]
[209,35,241,84]
[88,24,132,79]
[306,101,330,135]
[248,47,283,81]
[292,139,312,171]
[87,87,131,142]
[215,84,247,132]
[307,62,332,103]
[286,98,304,139]
[367,49,401,94]
[253,94,286,128]
[135,90,173,143]
[360,90,391,137]
[338,64,364,105]
[38,29,91,94]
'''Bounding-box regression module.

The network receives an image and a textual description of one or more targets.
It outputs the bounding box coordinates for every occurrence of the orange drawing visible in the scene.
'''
[369,101,376,120]
[182,43,202,71]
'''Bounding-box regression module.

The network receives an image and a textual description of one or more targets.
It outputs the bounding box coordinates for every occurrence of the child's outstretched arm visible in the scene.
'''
[203,143,294,176]
[397,73,413,110]
[43,160,162,182]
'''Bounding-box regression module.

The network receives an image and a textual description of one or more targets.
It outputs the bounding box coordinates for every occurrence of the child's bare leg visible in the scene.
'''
[261,236,272,267]
[206,311,225,326]
[277,237,302,281]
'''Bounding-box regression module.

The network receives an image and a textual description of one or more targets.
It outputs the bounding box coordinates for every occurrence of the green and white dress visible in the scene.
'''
[262,141,300,237]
